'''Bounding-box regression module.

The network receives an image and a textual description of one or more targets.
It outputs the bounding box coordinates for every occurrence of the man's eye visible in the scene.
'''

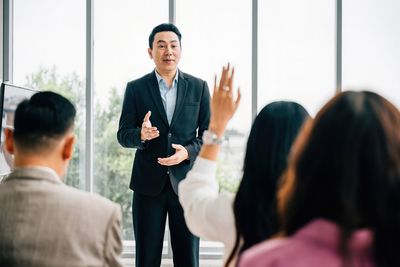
[158,45,165,48]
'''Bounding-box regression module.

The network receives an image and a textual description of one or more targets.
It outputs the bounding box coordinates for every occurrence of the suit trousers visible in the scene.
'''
[132,179,199,267]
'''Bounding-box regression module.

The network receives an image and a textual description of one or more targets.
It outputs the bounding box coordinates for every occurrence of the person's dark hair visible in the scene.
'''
[225,101,309,267]
[148,23,182,49]
[13,91,76,151]
[280,91,400,266]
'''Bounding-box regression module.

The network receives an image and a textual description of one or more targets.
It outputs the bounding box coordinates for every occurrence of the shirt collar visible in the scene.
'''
[155,69,179,86]
[14,165,60,179]
[4,165,63,185]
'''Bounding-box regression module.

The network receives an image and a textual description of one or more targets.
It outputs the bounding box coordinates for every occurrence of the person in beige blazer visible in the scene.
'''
[0,91,123,267]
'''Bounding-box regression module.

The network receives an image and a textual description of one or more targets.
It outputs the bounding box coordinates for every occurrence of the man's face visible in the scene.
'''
[148,31,181,74]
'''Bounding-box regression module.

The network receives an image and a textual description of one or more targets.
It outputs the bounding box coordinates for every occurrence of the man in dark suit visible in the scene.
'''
[117,23,211,267]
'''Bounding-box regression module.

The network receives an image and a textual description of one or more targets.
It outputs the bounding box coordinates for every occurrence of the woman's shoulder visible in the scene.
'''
[238,237,288,267]
[238,219,373,267]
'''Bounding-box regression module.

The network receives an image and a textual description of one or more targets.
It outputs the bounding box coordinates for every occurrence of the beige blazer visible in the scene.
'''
[0,167,124,267]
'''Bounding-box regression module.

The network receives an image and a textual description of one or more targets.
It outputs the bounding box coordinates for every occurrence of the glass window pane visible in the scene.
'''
[13,0,86,190]
[177,0,252,191]
[177,0,252,263]
[258,0,336,116]
[93,0,168,244]
[343,0,400,108]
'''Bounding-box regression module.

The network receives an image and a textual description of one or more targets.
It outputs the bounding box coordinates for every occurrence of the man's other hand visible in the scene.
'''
[157,144,189,166]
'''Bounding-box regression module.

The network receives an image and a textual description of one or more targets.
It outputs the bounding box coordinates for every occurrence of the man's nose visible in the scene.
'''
[165,46,173,55]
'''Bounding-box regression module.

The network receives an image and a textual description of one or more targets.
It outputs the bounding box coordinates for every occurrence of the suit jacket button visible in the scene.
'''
[167,171,170,175]
[168,133,172,138]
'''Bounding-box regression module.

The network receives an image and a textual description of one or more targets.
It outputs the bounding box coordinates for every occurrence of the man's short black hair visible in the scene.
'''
[148,23,182,49]
[13,91,76,150]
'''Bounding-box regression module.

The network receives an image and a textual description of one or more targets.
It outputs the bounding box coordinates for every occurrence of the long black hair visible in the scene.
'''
[225,101,309,267]
[280,91,400,266]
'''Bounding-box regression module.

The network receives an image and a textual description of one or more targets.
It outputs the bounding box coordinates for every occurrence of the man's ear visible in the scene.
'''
[148,48,153,59]
[62,134,75,161]
[4,127,14,154]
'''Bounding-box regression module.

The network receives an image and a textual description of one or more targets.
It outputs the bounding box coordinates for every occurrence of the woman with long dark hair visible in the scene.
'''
[239,91,400,267]
[178,65,309,267]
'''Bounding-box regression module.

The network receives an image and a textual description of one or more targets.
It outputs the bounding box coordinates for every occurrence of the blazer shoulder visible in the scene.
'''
[124,72,155,97]
[180,71,206,84]
[58,185,120,213]
[128,72,155,87]
[180,71,208,92]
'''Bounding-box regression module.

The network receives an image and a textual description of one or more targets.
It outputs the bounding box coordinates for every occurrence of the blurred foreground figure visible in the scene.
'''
[239,91,400,267]
[0,91,123,267]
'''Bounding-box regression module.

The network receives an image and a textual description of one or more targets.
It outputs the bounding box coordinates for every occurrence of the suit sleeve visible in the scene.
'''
[104,204,124,267]
[184,81,211,163]
[117,82,148,150]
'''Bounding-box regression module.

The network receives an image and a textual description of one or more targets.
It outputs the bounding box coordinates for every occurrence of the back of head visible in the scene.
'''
[281,91,400,266]
[246,101,310,186]
[14,91,76,154]
[149,23,182,49]
[227,101,309,264]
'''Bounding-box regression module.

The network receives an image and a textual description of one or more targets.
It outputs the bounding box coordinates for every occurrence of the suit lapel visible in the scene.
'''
[146,72,169,127]
[170,71,188,128]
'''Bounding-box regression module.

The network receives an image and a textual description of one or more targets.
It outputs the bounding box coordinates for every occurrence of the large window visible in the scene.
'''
[6,0,400,266]
[93,0,169,262]
[177,0,252,193]
[342,0,400,108]
[13,0,86,189]
[258,0,336,115]
[176,1,252,264]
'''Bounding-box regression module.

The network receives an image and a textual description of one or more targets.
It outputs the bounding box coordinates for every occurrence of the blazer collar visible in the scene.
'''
[4,166,63,185]
[146,69,188,128]
[154,69,179,85]
[170,71,188,128]
[148,68,186,80]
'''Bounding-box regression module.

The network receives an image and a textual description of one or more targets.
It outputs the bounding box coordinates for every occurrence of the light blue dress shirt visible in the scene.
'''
[155,70,178,125]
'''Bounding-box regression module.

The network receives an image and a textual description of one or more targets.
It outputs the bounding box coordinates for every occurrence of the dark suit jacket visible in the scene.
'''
[117,70,210,196]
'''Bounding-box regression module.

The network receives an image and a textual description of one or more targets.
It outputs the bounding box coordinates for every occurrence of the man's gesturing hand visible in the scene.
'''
[157,144,189,166]
[140,111,159,141]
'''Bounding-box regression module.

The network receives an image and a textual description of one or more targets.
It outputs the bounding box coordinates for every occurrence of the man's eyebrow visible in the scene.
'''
[156,40,178,43]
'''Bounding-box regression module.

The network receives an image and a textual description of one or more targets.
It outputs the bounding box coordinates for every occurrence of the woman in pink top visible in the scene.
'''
[239,91,400,267]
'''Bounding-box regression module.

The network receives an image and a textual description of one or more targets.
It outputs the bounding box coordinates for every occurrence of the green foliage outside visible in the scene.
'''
[93,87,133,239]
[26,67,85,190]
[25,67,243,240]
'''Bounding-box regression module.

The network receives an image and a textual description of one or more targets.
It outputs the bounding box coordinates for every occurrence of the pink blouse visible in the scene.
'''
[238,219,374,267]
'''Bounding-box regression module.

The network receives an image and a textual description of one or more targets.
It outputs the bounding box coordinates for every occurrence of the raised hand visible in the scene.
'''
[209,63,241,137]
